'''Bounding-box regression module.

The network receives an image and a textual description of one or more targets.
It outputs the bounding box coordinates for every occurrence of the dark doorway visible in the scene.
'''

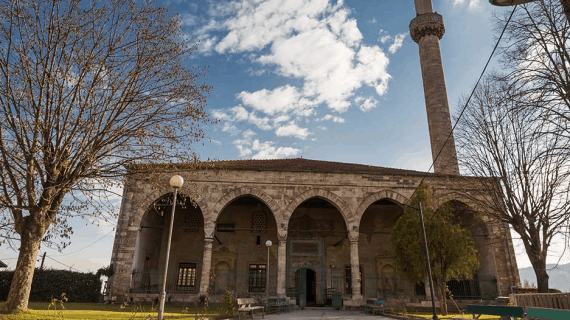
[306,269,316,306]
[295,268,317,307]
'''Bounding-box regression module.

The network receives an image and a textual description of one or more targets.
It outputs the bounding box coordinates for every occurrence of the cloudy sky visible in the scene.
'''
[1,0,569,280]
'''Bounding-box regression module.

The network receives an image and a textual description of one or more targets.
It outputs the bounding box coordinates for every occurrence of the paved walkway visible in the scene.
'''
[259,309,392,320]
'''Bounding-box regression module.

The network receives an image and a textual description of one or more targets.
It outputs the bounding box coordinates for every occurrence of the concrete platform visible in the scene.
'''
[260,309,392,319]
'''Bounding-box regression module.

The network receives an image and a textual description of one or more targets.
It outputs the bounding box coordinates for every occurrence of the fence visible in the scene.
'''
[510,293,570,310]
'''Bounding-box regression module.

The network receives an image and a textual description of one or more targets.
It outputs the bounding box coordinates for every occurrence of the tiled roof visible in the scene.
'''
[201,158,430,176]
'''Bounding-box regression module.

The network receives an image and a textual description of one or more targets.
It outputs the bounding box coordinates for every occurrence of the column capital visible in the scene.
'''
[409,12,445,43]
[348,231,359,243]
[277,232,287,242]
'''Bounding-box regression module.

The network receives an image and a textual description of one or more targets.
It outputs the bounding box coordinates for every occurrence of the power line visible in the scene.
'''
[406,5,518,205]
[52,229,115,257]
[45,255,82,272]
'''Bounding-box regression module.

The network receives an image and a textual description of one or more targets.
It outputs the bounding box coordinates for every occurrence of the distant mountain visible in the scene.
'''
[518,263,570,292]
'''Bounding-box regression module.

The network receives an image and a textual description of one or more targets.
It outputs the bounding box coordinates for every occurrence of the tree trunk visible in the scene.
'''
[533,261,549,293]
[0,231,42,313]
[439,282,448,316]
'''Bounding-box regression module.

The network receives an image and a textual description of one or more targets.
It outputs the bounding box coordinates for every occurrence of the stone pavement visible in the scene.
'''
[259,308,393,320]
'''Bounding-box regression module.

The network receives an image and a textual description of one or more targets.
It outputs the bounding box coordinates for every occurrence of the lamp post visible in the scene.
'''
[265,240,272,301]
[157,175,184,320]
[489,0,570,23]
[403,202,439,320]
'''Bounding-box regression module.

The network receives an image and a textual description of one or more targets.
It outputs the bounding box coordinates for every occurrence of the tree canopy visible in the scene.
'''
[391,182,479,315]
[0,0,210,313]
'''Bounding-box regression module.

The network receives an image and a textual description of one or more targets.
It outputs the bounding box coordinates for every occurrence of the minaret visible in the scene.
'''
[409,0,460,175]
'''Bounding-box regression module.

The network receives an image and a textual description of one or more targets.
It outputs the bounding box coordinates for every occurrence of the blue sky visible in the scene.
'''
[1,0,568,278]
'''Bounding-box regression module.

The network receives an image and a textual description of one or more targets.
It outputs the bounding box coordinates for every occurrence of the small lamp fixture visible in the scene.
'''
[169,175,184,188]
[266,240,272,247]
[489,0,535,5]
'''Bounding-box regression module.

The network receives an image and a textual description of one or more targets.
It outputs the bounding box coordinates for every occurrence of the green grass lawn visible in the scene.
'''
[406,312,501,320]
[0,302,222,320]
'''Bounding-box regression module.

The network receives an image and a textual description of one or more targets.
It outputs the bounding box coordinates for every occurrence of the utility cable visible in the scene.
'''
[52,229,115,257]
[405,5,518,205]
[45,255,82,272]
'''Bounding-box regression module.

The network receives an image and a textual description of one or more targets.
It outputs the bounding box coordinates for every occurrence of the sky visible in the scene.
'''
[1,0,569,281]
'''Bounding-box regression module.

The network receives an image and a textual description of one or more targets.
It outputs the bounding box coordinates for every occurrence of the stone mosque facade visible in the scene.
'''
[107,0,520,307]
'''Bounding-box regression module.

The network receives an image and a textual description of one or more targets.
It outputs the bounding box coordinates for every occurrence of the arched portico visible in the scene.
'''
[204,194,279,298]
[131,193,205,296]
[357,198,415,299]
[285,195,353,305]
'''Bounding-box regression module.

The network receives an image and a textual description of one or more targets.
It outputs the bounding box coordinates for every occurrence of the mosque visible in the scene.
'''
[106,0,520,307]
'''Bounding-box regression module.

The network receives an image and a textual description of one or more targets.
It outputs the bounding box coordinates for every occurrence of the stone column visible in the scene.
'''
[277,234,287,297]
[410,0,460,175]
[199,238,214,295]
[349,231,362,300]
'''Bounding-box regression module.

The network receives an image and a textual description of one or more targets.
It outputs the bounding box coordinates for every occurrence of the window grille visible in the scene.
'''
[177,263,196,291]
[252,210,267,233]
[344,265,363,295]
[248,264,266,292]
[184,207,200,233]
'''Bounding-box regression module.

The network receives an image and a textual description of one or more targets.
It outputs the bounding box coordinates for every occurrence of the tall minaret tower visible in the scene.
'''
[409,0,460,175]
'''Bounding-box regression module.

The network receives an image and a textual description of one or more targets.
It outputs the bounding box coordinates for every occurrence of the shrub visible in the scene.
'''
[0,269,101,302]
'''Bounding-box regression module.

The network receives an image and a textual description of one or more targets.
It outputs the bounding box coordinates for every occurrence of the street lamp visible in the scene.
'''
[403,202,439,320]
[157,175,184,320]
[265,240,272,301]
[489,0,570,23]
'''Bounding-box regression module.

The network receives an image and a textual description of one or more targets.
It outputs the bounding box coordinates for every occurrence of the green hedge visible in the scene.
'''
[0,269,101,302]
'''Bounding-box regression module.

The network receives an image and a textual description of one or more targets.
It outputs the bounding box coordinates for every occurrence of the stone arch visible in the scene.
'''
[354,190,408,226]
[283,188,351,228]
[133,191,209,229]
[211,186,281,225]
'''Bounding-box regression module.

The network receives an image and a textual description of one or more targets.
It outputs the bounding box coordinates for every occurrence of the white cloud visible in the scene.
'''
[238,85,309,116]
[233,129,301,159]
[275,122,311,139]
[468,0,481,10]
[222,122,240,136]
[356,97,378,112]
[197,0,392,114]
[368,18,377,24]
[378,29,391,44]
[195,0,398,158]
[453,0,481,10]
[318,114,345,123]
[388,33,406,54]
[251,140,301,159]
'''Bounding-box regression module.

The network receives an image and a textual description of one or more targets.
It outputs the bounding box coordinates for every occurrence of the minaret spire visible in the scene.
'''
[410,0,460,175]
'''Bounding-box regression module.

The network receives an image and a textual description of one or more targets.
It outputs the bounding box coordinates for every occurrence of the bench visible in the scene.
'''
[237,298,264,320]
[267,297,289,314]
[526,307,570,320]
[466,304,524,320]
[363,299,385,315]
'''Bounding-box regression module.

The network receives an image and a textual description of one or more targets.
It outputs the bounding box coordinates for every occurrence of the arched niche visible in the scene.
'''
[131,193,205,294]
[357,198,410,298]
[286,197,348,303]
[213,195,278,297]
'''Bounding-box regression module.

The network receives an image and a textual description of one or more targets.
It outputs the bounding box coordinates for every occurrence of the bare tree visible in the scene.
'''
[0,0,210,313]
[455,77,570,293]
[495,0,570,139]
